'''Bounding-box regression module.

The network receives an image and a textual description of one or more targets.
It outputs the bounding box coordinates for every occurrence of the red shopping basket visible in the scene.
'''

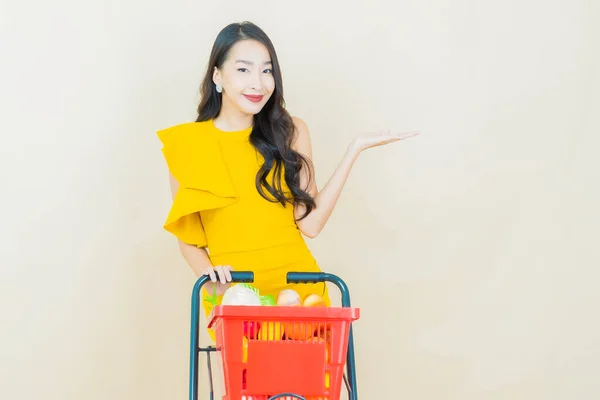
[189,272,360,400]
[208,304,359,400]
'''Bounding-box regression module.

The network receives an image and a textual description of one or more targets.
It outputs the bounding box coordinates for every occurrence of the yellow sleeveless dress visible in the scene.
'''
[157,120,330,340]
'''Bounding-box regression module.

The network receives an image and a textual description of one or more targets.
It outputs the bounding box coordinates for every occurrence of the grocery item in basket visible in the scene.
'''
[242,336,248,362]
[276,289,301,306]
[317,325,332,341]
[282,320,317,340]
[259,294,276,306]
[243,321,261,339]
[222,283,262,306]
[258,321,284,341]
[302,293,327,307]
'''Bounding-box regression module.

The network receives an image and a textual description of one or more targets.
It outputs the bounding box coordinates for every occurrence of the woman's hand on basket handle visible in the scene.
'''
[203,265,234,296]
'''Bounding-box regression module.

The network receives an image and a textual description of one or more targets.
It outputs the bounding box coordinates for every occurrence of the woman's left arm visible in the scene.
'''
[291,117,419,238]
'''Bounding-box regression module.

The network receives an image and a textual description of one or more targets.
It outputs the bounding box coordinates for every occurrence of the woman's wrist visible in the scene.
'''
[346,139,363,161]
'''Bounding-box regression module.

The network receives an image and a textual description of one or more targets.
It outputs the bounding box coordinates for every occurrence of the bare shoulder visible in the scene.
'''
[291,115,309,132]
[291,116,312,152]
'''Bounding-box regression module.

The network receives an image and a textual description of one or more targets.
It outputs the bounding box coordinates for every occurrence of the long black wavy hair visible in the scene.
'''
[195,21,316,220]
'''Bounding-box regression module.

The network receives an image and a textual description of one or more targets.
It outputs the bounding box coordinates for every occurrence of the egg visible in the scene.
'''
[303,293,327,307]
[277,289,301,306]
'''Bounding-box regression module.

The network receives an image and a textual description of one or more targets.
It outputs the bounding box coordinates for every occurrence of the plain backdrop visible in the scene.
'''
[1,0,599,399]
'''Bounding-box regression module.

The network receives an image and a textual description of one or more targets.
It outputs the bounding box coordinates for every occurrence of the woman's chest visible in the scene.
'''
[218,140,290,198]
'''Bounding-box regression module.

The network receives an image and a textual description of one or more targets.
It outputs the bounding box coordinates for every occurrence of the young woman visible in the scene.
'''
[157,21,418,339]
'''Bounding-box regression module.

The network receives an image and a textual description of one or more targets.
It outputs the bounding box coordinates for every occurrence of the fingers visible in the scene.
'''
[216,265,234,284]
[377,131,419,145]
[223,265,233,282]
[370,130,419,141]
[203,267,217,283]
[394,130,420,139]
[214,265,227,284]
[203,265,233,284]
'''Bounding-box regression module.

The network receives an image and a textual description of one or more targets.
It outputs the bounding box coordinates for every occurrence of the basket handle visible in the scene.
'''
[286,272,351,307]
[229,271,254,283]
[286,272,328,283]
[194,271,254,292]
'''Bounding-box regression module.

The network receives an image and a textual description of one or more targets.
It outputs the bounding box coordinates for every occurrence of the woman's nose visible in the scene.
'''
[251,73,263,91]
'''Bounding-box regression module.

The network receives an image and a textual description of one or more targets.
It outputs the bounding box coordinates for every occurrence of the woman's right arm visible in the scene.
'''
[169,174,232,293]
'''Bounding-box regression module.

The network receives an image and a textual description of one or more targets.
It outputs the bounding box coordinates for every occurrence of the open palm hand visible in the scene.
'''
[352,129,420,151]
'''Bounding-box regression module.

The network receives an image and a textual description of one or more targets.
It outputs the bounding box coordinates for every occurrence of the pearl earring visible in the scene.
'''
[216,83,222,93]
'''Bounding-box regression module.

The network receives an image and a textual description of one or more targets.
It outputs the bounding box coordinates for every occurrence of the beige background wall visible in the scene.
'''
[1,0,599,399]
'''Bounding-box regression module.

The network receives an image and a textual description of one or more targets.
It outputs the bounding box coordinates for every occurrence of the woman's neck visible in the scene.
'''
[214,103,254,132]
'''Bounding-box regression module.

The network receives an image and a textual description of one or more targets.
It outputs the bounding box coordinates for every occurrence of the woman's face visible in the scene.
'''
[213,39,275,116]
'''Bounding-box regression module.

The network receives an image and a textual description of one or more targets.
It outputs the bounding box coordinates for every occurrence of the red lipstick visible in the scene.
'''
[243,94,264,103]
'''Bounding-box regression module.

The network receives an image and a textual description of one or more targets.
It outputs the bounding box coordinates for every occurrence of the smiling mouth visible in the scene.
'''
[243,94,264,103]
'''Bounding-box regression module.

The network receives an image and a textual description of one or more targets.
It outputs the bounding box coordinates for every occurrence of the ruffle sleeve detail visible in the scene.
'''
[157,122,236,247]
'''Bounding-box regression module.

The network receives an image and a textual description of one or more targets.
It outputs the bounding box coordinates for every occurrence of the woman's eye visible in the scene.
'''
[263,69,273,74]
[238,68,248,72]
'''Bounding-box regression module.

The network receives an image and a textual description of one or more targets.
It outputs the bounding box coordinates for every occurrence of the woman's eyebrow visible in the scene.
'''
[235,60,273,65]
